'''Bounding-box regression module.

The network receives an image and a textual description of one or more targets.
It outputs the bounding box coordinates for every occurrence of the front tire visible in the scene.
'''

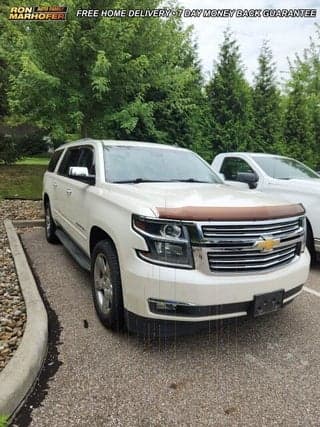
[44,201,59,244]
[91,240,124,331]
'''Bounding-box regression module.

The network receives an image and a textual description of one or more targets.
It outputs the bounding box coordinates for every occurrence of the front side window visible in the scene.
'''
[253,156,320,180]
[57,148,81,176]
[220,157,254,181]
[78,147,95,175]
[48,149,63,172]
[57,146,95,177]
[103,146,222,184]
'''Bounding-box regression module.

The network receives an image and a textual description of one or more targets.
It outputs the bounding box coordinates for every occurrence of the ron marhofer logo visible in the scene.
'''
[9,6,67,20]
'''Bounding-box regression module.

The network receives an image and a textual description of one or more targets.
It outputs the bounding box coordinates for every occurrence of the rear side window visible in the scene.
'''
[57,148,81,176]
[47,150,63,172]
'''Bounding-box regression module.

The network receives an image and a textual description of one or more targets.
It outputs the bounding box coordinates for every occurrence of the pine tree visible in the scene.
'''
[206,29,253,155]
[283,78,315,167]
[252,41,283,153]
[283,26,320,168]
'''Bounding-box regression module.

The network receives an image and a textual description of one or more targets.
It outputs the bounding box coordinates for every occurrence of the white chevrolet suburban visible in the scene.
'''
[43,140,310,336]
[212,153,320,262]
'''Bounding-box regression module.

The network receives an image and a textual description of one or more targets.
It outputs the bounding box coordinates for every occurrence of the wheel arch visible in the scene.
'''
[89,226,118,257]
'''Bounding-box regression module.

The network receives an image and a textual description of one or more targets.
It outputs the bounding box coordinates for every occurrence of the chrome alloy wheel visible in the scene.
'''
[94,253,113,316]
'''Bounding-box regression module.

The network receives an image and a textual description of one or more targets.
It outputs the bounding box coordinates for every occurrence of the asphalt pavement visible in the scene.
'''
[13,228,320,426]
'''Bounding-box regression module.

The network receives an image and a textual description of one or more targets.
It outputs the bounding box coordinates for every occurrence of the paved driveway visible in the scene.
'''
[14,228,320,426]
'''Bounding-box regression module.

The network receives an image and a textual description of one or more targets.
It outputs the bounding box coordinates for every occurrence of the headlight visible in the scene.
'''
[132,215,194,269]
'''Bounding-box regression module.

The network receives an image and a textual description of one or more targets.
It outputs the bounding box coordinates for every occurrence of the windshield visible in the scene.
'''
[253,156,320,180]
[104,145,222,184]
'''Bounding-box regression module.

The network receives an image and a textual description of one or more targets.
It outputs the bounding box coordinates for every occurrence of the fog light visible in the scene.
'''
[148,298,195,315]
[152,300,177,312]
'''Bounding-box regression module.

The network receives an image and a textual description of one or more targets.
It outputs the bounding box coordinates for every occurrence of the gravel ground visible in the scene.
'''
[13,228,320,426]
[0,200,42,372]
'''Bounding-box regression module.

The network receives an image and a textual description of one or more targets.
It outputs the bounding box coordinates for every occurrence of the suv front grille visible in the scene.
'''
[201,217,304,273]
[202,218,300,239]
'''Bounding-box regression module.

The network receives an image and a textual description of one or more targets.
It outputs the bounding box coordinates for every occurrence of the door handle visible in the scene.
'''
[66,188,72,195]
[53,182,58,188]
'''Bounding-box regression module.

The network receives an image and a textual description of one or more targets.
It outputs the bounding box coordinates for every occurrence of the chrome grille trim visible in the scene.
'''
[209,246,296,263]
[202,218,300,239]
[196,216,305,273]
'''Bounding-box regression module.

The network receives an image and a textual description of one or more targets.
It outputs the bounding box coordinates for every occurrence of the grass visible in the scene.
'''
[0,156,49,199]
[0,415,8,427]
[16,156,50,165]
[0,164,46,199]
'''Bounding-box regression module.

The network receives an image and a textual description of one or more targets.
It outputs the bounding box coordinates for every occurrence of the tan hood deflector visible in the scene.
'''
[156,204,305,222]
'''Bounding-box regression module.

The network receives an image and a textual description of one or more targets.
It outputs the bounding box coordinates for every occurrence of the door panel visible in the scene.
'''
[54,147,81,232]
[66,146,96,250]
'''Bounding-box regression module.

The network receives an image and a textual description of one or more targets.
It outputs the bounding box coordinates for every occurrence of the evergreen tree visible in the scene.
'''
[283,25,320,168]
[206,29,253,155]
[252,41,283,153]
[283,78,315,167]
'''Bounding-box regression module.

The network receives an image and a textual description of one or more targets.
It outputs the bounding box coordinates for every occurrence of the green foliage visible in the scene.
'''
[283,79,315,167]
[0,135,19,164]
[0,414,8,427]
[283,25,320,168]
[13,130,47,156]
[1,2,320,167]
[206,29,253,155]
[252,41,283,153]
[5,0,208,155]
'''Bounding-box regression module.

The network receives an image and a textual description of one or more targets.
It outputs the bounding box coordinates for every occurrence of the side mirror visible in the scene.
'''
[68,167,95,185]
[236,172,259,189]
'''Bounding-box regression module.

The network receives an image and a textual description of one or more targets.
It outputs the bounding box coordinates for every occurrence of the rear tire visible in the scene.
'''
[44,201,59,244]
[91,240,124,331]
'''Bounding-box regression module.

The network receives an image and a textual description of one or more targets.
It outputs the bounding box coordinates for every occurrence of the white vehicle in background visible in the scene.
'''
[212,153,320,261]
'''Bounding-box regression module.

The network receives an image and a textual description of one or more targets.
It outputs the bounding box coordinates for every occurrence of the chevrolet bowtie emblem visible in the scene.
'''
[255,237,280,252]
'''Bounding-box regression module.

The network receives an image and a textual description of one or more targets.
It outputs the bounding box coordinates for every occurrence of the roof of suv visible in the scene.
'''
[58,138,187,151]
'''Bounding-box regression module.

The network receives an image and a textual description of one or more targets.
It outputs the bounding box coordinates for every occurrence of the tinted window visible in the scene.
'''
[78,147,95,175]
[253,156,320,179]
[220,157,254,181]
[57,148,81,176]
[103,146,222,184]
[47,150,63,172]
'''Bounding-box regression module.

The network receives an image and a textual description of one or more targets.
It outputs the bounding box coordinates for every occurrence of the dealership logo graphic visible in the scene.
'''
[254,236,280,252]
[9,6,68,21]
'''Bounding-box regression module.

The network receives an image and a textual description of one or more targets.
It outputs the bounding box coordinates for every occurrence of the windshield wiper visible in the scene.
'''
[112,178,167,184]
[169,178,212,183]
[112,178,213,184]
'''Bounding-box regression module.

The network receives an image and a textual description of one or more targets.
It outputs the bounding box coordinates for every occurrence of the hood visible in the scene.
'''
[107,182,300,217]
[279,178,320,193]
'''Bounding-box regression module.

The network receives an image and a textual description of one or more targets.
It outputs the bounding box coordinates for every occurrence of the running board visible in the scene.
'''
[55,229,91,272]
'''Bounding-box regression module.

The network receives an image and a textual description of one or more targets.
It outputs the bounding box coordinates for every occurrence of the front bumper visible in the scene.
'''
[121,249,310,324]
[125,284,302,337]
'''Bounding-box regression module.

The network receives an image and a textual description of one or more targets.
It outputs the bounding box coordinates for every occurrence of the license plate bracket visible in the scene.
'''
[253,290,284,317]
